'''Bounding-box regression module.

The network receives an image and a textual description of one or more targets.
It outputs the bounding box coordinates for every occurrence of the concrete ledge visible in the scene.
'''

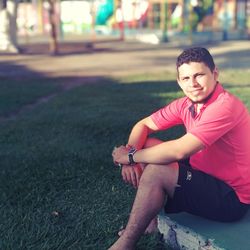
[158,210,250,250]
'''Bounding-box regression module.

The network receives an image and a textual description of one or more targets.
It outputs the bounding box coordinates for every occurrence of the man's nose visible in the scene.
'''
[190,77,199,87]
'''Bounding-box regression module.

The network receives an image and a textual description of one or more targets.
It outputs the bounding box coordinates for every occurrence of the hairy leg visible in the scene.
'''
[118,217,158,236]
[119,137,165,235]
[109,163,179,250]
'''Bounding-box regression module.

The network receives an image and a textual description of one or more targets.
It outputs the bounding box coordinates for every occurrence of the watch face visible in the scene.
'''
[129,148,136,155]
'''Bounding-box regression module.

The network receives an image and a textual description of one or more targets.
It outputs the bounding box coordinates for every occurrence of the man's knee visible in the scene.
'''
[139,164,161,186]
[139,163,179,194]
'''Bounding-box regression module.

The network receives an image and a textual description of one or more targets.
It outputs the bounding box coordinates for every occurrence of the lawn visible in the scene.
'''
[0,69,249,249]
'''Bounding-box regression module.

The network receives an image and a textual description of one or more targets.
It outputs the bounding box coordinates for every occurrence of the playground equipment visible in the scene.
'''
[16,0,250,43]
[140,0,250,42]
[95,0,114,25]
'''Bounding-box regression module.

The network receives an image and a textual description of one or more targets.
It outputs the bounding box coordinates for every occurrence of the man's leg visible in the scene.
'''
[118,137,168,236]
[109,162,179,250]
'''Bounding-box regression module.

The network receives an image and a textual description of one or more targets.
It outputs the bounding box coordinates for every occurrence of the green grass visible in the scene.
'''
[0,69,249,249]
[0,76,61,117]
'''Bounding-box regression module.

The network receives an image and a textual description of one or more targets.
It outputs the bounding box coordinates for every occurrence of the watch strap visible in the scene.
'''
[128,148,137,165]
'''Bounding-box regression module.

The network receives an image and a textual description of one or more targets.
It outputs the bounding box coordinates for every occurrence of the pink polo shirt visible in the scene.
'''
[151,83,250,204]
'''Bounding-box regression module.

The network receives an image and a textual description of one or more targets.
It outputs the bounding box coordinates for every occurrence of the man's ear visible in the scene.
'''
[213,67,219,81]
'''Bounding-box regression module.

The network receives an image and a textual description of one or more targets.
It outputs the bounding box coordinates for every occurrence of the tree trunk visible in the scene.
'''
[0,0,19,53]
[48,0,58,55]
[2,0,7,9]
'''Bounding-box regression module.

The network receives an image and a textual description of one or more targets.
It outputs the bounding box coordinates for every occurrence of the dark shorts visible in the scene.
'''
[165,160,249,222]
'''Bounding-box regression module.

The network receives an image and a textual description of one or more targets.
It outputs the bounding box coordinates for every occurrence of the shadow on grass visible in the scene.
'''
[0,61,119,119]
[0,65,182,249]
[0,61,45,78]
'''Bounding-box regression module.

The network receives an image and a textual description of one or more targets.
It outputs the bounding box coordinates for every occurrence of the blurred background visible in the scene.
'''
[0,0,250,54]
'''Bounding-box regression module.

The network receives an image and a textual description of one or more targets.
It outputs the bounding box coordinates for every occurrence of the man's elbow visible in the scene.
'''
[174,134,204,161]
[136,120,154,134]
[175,151,187,161]
[174,148,192,161]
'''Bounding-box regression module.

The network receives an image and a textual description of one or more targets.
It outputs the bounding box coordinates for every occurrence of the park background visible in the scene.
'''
[0,0,250,53]
[0,0,250,249]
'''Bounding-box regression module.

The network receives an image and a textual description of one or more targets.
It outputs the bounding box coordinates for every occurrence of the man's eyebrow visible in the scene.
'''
[179,71,205,80]
[193,72,205,76]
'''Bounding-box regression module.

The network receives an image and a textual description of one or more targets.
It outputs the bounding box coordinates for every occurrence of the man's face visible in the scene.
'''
[177,62,219,103]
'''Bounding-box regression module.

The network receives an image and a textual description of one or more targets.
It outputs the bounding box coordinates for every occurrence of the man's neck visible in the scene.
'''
[189,82,219,117]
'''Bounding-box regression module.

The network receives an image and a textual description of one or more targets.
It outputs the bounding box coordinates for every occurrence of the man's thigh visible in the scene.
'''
[165,162,249,222]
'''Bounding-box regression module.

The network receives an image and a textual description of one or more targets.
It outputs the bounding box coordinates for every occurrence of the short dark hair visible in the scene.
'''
[176,47,215,73]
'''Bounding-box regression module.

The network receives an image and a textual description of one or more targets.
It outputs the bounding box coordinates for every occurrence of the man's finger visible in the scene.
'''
[122,169,128,183]
[131,171,137,188]
[135,171,140,188]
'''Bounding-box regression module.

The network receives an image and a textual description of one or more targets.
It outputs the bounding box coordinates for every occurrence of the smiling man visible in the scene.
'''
[110,47,250,250]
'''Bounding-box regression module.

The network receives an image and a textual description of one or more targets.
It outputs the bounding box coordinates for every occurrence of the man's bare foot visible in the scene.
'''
[108,236,135,250]
[118,217,158,236]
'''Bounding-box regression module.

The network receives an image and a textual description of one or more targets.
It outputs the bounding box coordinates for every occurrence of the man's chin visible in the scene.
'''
[188,96,205,103]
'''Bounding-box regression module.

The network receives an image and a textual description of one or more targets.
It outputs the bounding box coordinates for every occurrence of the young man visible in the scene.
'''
[110,47,250,250]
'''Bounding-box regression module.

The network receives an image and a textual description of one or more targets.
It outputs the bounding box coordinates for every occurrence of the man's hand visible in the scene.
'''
[121,164,143,188]
[112,145,143,188]
[112,145,130,165]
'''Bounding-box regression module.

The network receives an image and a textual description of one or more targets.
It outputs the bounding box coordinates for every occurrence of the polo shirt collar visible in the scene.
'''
[202,82,224,108]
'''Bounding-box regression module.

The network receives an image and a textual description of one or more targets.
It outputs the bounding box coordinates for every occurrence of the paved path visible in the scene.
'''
[0,39,249,79]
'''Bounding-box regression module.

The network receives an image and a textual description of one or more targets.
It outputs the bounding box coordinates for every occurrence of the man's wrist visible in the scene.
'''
[128,147,137,165]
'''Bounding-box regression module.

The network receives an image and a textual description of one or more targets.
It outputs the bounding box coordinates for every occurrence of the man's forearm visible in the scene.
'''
[132,140,182,165]
[127,121,152,150]
[132,133,204,165]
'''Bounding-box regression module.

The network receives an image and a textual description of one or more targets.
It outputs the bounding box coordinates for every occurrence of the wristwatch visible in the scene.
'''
[128,147,137,165]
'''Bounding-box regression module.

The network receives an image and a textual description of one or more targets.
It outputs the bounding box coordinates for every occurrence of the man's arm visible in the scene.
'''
[113,133,204,166]
[126,116,159,150]
[133,133,204,164]
[114,116,159,188]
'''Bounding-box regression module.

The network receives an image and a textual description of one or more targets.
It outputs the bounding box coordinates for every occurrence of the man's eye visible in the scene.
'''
[196,74,204,78]
[182,77,189,81]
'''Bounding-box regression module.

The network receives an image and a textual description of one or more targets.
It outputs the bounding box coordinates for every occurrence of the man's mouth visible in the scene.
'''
[190,88,203,95]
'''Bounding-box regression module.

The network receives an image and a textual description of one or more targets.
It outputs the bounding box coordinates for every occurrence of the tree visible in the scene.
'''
[0,0,59,55]
[47,0,59,55]
[0,0,19,53]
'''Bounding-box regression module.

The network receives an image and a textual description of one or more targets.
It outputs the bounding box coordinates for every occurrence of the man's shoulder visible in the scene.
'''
[170,96,190,108]
[211,87,245,110]
[206,89,249,123]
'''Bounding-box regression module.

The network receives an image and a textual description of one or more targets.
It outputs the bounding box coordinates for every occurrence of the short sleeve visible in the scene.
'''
[150,98,185,130]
